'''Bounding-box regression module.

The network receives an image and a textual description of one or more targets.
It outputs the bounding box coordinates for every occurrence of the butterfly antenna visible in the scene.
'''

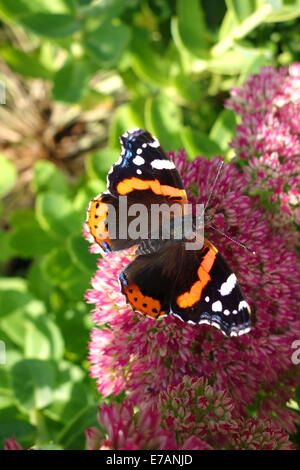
[203,160,224,213]
[206,224,256,254]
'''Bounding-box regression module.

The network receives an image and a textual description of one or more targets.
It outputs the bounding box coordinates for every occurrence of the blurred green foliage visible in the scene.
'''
[0,0,300,449]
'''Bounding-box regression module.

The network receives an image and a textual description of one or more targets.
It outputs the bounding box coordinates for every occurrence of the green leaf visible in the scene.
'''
[43,247,90,300]
[55,301,91,358]
[266,3,300,21]
[67,234,98,273]
[0,1,30,20]
[0,155,17,198]
[52,59,90,103]
[27,260,52,301]
[57,404,97,449]
[0,230,14,262]
[31,443,64,450]
[145,95,183,151]
[20,14,82,38]
[0,0,76,18]
[0,277,27,292]
[86,148,119,179]
[0,311,27,347]
[85,21,130,66]
[9,208,36,227]
[1,46,53,80]
[0,368,15,409]
[9,220,57,258]
[266,0,282,8]
[130,29,170,87]
[80,0,138,19]
[0,280,32,318]
[36,192,82,239]
[108,105,141,149]
[0,414,35,451]
[238,53,269,84]
[11,359,56,411]
[43,247,76,285]
[208,47,268,75]
[173,0,209,59]
[32,160,69,195]
[212,4,273,56]
[43,360,87,422]
[209,109,237,153]
[181,127,222,159]
[225,0,257,22]
[24,309,64,361]
[73,179,106,213]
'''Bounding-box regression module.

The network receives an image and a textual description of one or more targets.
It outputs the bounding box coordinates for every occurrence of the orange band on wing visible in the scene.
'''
[176,245,218,309]
[87,198,111,248]
[116,177,187,201]
[122,282,166,319]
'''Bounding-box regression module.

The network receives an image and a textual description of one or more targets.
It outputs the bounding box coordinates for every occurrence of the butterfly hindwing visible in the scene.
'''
[170,240,251,337]
[119,242,182,319]
[120,238,251,337]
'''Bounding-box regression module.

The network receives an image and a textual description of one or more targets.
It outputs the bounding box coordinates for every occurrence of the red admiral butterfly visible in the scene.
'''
[87,128,251,337]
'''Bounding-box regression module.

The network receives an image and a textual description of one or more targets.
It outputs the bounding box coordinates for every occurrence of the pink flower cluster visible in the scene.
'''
[4,436,23,450]
[226,63,300,226]
[86,377,294,450]
[86,152,300,450]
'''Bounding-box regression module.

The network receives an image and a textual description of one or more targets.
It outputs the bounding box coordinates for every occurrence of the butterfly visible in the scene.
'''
[86,128,251,337]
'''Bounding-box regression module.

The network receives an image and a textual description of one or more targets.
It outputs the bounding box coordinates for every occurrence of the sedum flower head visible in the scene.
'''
[226,63,300,226]
[86,377,295,450]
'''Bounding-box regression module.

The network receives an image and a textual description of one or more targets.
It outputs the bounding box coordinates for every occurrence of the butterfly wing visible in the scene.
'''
[107,128,187,203]
[119,242,182,319]
[120,238,251,337]
[87,128,187,252]
[170,239,251,337]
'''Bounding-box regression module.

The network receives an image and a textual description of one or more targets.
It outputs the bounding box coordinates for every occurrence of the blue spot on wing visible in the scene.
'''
[120,149,133,168]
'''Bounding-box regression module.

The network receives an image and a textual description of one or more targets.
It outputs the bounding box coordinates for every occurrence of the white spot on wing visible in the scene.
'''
[199,319,210,326]
[132,156,145,166]
[205,296,210,302]
[136,169,142,175]
[136,148,143,154]
[219,273,237,296]
[149,139,160,148]
[223,309,230,316]
[238,300,250,312]
[212,300,222,312]
[127,127,140,134]
[151,159,176,170]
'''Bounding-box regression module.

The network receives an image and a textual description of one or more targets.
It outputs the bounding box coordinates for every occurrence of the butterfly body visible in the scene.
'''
[87,128,251,337]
